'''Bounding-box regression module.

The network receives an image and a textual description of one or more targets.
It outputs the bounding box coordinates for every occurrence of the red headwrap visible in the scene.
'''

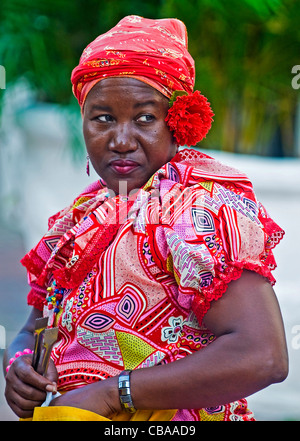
[71,15,214,146]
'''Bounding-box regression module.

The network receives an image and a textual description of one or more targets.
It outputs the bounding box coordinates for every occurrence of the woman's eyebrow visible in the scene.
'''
[133,100,158,109]
[90,104,112,112]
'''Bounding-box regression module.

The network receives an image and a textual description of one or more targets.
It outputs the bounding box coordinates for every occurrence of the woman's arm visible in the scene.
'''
[51,270,288,416]
[4,307,58,418]
[131,270,288,410]
[3,307,40,373]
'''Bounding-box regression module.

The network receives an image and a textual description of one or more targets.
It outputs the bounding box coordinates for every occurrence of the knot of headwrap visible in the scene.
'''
[71,15,213,146]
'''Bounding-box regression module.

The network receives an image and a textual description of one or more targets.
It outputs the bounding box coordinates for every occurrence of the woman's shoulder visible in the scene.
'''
[173,148,251,185]
[47,179,106,228]
[161,148,255,206]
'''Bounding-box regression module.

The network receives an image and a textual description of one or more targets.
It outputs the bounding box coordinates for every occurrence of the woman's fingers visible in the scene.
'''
[5,354,56,418]
[5,380,46,419]
[45,358,59,386]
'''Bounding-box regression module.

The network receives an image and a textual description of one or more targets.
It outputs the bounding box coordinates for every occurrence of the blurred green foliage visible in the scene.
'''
[0,0,299,156]
[162,0,300,156]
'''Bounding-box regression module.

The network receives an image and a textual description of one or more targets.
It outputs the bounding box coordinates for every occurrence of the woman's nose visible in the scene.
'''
[108,123,138,152]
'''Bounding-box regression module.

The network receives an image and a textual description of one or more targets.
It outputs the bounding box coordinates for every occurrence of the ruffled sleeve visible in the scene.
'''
[147,178,284,325]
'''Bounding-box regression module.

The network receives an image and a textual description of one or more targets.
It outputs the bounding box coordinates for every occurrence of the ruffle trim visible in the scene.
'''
[192,259,279,325]
[21,233,73,289]
[261,214,285,250]
[20,250,48,280]
[27,289,47,311]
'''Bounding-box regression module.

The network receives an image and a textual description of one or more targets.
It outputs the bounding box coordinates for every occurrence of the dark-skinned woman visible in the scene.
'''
[3,15,288,421]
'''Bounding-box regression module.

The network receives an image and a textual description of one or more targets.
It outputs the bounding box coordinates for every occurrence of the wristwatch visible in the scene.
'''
[118,370,137,413]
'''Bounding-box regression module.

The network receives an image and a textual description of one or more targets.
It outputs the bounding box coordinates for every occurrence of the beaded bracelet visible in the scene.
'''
[5,348,33,373]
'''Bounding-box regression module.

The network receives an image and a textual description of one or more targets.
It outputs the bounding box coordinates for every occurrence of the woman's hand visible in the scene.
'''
[50,376,121,419]
[5,354,58,419]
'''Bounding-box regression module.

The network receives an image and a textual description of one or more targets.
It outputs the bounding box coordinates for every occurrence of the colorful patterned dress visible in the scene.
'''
[21,149,284,421]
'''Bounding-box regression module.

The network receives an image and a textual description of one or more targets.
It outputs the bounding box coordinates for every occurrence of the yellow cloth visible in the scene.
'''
[21,406,176,421]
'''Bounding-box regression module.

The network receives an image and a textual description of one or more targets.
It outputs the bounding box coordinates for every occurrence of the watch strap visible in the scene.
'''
[118,370,136,413]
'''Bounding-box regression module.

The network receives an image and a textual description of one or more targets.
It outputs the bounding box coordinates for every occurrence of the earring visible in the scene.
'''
[86,154,90,176]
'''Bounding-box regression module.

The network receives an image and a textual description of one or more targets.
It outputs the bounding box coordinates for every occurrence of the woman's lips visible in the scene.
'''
[110,160,140,175]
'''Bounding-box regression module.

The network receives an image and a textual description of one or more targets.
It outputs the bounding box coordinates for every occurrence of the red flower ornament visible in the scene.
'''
[165,90,214,147]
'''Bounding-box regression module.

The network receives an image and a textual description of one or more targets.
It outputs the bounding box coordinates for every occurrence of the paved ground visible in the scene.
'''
[0,154,299,421]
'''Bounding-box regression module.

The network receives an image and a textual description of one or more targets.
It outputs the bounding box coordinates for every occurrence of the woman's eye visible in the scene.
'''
[97,115,113,122]
[137,114,154,123]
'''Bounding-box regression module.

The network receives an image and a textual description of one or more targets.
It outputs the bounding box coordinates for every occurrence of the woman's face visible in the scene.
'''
[82,77,177,195]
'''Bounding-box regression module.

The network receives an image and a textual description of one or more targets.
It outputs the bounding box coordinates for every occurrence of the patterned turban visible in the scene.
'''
[71,15,214,146]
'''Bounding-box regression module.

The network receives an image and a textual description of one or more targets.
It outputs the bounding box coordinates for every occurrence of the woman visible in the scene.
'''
[3,15,288,421]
